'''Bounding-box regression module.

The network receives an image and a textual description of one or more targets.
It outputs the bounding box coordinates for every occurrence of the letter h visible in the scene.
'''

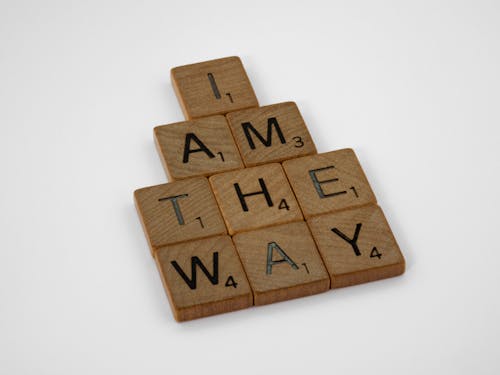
[234,178,273,212]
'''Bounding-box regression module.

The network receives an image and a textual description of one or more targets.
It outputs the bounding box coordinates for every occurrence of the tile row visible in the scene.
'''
[135,148,376,251]
[155,204,405,321]
[155,101,317,180]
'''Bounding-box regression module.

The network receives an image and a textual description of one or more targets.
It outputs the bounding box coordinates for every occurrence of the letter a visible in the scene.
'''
[183,133,215,163]
[266,242,299,275]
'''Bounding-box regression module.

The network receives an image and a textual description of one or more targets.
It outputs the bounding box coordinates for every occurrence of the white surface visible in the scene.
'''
[1,1,499,374]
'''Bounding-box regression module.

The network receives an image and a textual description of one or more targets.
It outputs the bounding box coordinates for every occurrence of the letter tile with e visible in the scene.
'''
[283,149,377,218]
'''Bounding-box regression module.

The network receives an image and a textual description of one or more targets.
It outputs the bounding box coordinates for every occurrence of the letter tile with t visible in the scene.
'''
[155,235,253,321]
[282,148,377,218]
[307,204,405,288]
[134,177,227,255]
[209,163,303,234]
[226,102,317,167]
[232,221,330,305]
[154,116,244,180]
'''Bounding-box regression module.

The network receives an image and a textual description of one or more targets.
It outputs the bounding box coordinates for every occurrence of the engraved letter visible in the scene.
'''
[309,166,347,198]
[266,242,299,274]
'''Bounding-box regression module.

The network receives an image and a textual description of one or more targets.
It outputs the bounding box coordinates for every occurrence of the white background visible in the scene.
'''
[1,1,499,374]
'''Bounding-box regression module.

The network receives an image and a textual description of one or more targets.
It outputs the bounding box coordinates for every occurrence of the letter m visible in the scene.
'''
[171,252,219,290]
[241,117,286,149]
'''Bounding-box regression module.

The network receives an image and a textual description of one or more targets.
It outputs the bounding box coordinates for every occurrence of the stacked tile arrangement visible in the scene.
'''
[134,57,405,322]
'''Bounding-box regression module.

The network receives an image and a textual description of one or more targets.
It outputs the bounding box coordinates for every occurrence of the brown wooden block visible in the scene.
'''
[155,235,253,321]
[232,221,330,306]
[307,204,405,289]
[226,102,317,167]
[134,177,226,255]
[154,116,244,180]
[209,163,303,235]
[282,148,377,218]
[171,56,259,120]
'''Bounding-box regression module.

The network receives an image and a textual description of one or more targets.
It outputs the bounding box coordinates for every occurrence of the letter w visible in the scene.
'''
[171,252,219,290]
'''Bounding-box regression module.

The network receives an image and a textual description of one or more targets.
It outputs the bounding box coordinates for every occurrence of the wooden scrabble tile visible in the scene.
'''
[134,177,226,255]
[154,116,244,180]
[307,204,405,288]
[155,235,253,321]
[232,221,329,305]
[282,149,377,218]
[209,163,303,235]
[226,102,317,167]
[171,56,259,119]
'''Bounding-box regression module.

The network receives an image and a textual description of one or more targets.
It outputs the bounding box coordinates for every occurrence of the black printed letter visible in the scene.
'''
[241,117,286,149]
[171,252,219,290]
[234,178,273,212]
[183,133,215,163]
[331,223,362,256]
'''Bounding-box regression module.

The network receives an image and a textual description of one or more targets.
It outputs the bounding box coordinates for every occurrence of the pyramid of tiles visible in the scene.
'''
[134,56,405,322]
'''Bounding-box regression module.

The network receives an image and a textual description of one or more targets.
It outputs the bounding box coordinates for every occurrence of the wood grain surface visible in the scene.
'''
[171,56,258,119]
[209,163,303,235]
[226,102,317,167]
[155,235,253,321]
[154,115,244,180]
[134,177,227,255]
[232,221,329,305]
[307,204,405,288]
[282,148,377,218]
